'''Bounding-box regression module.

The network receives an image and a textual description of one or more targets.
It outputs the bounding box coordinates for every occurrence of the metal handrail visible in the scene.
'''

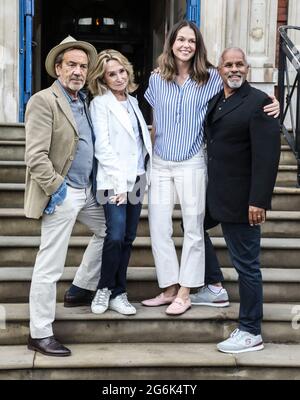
[278,25,300,186]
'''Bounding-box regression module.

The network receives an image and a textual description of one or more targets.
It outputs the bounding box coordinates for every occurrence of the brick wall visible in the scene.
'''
[278,0,288,22]
[276,0,288,66]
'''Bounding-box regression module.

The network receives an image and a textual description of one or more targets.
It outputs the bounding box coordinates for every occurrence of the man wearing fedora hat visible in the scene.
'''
[25,36,106,356]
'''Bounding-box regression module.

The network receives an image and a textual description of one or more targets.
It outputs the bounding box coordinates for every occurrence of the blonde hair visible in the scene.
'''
[88,49,138,96]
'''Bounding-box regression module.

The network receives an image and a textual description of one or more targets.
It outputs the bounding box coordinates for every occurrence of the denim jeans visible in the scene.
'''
[222,222,262,335]
[97,175,146,298]
[205,220,262,335]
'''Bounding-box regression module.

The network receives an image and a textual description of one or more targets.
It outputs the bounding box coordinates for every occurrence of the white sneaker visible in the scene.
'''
[91,288,111,314]
[217,328,264,354]
[109,293,136,315]
[190,285,229,307]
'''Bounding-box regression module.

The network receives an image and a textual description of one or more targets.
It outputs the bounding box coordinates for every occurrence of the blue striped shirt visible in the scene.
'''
[144,68,223,161]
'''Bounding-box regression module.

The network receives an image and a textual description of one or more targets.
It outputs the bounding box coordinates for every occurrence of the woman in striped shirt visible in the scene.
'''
[141,20,279,315]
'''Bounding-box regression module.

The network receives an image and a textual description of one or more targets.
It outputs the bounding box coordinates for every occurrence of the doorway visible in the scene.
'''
[35,0,170,122]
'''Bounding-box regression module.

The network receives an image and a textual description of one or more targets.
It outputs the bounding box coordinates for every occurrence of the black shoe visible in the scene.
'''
[27,335,71,357]
[64,289,94,307]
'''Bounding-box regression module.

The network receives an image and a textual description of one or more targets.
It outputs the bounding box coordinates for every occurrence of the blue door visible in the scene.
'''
[186,0,201,27]
[19,0,34,122]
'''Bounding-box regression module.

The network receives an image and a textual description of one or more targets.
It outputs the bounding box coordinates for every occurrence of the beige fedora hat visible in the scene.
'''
[45,35,97,78]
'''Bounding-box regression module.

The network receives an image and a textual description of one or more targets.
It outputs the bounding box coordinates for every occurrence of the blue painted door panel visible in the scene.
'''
[19,0,34,121]
[186,0,201,27]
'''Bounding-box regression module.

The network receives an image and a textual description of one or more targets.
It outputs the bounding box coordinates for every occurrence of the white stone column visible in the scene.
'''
[282,0,300,130]
[200,0,278,95]
[200,0,227,66]
[287,0,300,47]
[245,0,278,94]
[0,0,19,122]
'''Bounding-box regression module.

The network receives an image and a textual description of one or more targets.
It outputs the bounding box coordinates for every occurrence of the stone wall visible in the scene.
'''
[201,0,279,95]
[0,0,19,122]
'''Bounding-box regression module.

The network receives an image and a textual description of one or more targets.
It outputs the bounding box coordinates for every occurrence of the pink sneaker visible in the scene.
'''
[141,293,177,307]
[165,297,191,315]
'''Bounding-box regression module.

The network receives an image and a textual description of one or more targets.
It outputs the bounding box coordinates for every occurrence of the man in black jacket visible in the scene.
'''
[190,47,280,353]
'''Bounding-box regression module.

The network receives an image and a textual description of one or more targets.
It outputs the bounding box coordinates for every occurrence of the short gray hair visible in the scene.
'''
[218,47,249,67]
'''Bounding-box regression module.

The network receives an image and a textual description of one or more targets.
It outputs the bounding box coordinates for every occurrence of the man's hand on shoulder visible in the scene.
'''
[263,95,280,118]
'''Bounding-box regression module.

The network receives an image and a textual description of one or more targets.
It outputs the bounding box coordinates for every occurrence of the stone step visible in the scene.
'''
[1,209,300,238]
[276,165,297,185]
[272,187,300,210]
[0,140,292,164]
[0,236,300,268]
[0,183,25,207]
[1,302,299,346]
[0,342,299,379]
[0,161,25,183]
[211,210,300,238]
[280,145,297,165]
[0,266,299,303]
[0,208,181,237]
[0,123,289,149]
[1,184,300,210]
[0,160,296,184]
[0,123,25,141]
[0,142,25,161]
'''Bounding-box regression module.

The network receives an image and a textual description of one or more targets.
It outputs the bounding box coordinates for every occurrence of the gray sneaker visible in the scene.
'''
[190,285,229,307]
[217,328,264,354]
[109,293,136,315]
[91,288,111,314]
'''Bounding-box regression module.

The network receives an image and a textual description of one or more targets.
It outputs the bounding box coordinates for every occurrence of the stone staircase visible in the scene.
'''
[0,122,300,380]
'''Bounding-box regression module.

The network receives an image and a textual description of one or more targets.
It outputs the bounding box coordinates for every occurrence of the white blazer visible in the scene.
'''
[90,90,152,194]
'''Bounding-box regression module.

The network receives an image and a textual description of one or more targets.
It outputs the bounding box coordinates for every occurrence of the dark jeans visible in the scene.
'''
[97,175,146,298]
[181,214,225,284]
[205,219,263,335]
[203,212,225,284]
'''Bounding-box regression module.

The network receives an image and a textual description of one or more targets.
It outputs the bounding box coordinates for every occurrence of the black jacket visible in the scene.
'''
[205,80,281,223]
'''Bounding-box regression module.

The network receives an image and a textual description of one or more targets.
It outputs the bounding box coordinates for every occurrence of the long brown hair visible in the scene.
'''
[158,20,213,85]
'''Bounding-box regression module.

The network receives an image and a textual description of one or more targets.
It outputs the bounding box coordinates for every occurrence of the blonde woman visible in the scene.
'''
[88,50,152,315]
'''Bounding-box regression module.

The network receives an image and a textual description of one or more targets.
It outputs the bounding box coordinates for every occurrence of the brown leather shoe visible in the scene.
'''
[27,336,71,357]
[64,290,94,307]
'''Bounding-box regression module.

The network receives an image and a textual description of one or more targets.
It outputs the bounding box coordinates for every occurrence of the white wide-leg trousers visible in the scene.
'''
[148,150,207,288]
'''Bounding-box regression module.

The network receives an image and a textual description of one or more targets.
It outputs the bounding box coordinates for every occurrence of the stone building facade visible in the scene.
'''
[0,0,297,123]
